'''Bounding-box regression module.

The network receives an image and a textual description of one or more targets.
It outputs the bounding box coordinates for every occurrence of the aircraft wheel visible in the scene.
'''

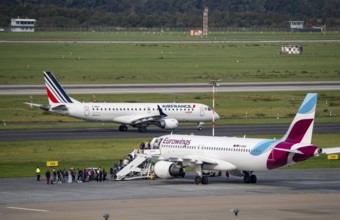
[202,176,209,185]
[119,125,128,132]
[250,174,257,183]
[243,175,250,184]
[195,176,202,185]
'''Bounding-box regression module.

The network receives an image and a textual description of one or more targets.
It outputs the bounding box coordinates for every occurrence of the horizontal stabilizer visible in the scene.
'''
[273,147,304,155]
[24,102,50,111]
[322,147,340,154]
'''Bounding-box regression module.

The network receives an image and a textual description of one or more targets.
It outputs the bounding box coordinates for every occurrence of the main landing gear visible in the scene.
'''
[243,171,257,184]
[119,125,128,132]
[195,175,209,185]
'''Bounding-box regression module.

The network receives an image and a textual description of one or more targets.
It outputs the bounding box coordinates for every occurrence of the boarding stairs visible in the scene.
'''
[115,149,160,181]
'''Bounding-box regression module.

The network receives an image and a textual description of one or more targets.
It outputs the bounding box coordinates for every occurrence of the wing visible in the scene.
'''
[322,147,340,154]
[113,105,167,125]
[163,154,237,170]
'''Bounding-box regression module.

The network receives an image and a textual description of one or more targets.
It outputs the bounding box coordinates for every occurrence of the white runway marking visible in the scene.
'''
[7,206,49,213]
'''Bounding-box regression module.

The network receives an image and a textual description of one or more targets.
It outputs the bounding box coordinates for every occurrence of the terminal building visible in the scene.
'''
[10,18,36,32]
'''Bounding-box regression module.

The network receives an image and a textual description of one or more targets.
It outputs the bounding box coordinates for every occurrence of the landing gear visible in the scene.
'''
[197,122,204,131]
[194,176,208,185]
[243,171,257,184]
[119,125,128,132]
[194,164,208,185]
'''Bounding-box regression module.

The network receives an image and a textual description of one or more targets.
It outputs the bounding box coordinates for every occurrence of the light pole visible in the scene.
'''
[209,79,220,136]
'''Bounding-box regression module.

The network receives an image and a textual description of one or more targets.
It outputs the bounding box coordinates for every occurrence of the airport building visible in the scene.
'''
[289,20,324,32]
[10,18,36,32]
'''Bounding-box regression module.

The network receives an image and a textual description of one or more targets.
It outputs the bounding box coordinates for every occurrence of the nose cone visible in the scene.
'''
[214,112,220,120]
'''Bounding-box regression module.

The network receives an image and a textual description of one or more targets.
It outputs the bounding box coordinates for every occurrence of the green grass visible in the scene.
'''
[1,91,339,127]
[1,31,340,41]
[0,134,339,178]
[0,42,340,84]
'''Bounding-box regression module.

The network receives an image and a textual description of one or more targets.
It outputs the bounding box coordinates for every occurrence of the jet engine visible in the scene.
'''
[159,119,179,129]
[154,161,185,179]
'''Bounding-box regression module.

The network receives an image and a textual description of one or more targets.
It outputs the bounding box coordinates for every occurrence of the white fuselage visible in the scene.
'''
[157,134,272,171]
[154,134,319,172]
[51,103,217,123]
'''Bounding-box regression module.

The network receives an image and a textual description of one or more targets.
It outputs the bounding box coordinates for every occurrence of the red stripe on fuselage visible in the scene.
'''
[46,87,59,103]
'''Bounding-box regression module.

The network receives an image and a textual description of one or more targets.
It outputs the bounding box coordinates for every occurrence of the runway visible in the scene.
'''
[0,168,339,219]
[1,81,340,95]
[1,123,340,142]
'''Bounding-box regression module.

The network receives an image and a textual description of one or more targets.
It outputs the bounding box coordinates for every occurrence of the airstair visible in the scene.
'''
[115,138,163,181]
[115,149,160,181]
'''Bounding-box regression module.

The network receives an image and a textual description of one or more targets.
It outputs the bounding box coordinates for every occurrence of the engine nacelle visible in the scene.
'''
[159,119,179,129]
[154,161,185,179]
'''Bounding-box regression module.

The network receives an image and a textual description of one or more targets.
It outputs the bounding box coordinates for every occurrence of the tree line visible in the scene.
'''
[0,0,339,29]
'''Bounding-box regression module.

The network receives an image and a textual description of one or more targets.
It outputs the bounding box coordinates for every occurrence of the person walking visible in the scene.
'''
[46,169,51,185]
[36,166,41,181]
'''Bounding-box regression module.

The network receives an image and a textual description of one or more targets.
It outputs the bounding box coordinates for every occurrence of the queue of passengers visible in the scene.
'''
[42,167,112,184]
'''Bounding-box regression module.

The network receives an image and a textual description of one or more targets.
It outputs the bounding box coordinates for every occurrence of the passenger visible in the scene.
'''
[57,169,62,183]
[99,167,103,182]
[103,169,107,181]
[63,169,68,183]
[71,168,75,182]
[110,167,114,180]
[52,168,57,183]
[119,160,124,170]
[123,157,129,166]
[36,166,41,181]
[77,168,83,183]
[68,169,72,183]
[45,169,51,185]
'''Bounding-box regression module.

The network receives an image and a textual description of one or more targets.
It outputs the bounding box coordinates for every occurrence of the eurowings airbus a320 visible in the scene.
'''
[144,93,340,184]
[26,72,219,132]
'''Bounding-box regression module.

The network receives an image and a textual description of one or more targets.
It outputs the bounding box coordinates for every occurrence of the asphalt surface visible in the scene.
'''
[0,169,339,220]
[1,123,339,142]
[1,81,340,95]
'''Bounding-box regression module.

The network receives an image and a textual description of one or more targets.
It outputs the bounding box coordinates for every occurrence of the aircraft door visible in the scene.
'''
[200,107,205,117]
[84,106,90,117]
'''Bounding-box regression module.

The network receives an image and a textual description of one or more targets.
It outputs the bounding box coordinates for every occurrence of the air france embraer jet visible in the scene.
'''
[146,93,340,184]
[25,72,219,132]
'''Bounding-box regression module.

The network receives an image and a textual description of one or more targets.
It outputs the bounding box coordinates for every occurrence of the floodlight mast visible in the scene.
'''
[209,79,220,136]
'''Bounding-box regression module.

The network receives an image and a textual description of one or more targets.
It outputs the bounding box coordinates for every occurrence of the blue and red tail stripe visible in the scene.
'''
[44,71,73,104]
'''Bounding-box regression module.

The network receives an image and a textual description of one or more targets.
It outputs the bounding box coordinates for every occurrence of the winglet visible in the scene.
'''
[157,105,167,117]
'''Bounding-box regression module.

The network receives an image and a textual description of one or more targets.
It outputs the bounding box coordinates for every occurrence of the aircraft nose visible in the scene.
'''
[214,112,220,120]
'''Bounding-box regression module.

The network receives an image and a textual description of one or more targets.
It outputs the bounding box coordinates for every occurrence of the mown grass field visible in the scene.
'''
[1,31,340,41]
[0,134,339,178]
[1,91,340,126]
[0,42,339,84]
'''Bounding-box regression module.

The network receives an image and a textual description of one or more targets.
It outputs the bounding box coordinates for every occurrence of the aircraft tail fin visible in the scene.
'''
[281,93,318,144]
[43,71,78,105]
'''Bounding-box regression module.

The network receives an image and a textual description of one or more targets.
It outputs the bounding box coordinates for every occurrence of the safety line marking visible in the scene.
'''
[7,207,49,213]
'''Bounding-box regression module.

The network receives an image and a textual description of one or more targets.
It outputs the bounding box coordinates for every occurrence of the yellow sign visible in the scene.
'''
[46,161,59,167]
[327,154,339,160]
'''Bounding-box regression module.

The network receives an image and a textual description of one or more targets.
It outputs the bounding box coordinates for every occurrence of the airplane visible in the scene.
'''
[145,93,340,184]
[25,71,220,132]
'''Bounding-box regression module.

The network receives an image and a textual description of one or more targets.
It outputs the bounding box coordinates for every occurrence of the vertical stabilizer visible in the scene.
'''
[43,71,78,105]
[281,93,317,144]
